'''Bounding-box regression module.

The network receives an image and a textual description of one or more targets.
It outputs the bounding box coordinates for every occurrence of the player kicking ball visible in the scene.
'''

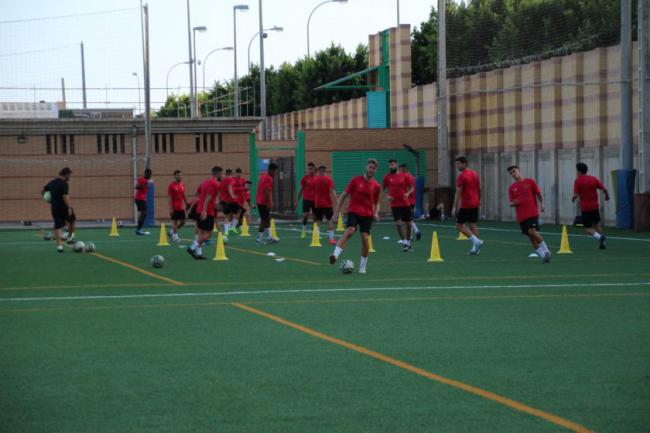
[507,165,551,263]
[329,158,381,274]
[573,162,609,249]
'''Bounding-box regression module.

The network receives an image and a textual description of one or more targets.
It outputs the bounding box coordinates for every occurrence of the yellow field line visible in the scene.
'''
[89,252,184,286]
[233,302,595,433]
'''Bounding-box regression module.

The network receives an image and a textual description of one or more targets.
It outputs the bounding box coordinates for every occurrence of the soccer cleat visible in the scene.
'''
[397,239,405,245]
[599,236,607,250]
[328,239,337,245]
[329,254,337,265]
[56,246,64,253]
[359,268,367,274]
[228,227,239,235]
[66,238,75,244]
[469,240,484,255]
[542,251,552,263]
[186,246,201,260]
[136,230,150,236]
[300,230,306,239]
[204,239,214,245]
[256,238,263,245]
[196,254,207,260]
[266,237,279,244]
[402,244,414,253]
[415,231,422,241]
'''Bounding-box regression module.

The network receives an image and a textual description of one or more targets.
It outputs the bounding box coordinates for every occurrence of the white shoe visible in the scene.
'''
[397,239,405,244]
[359,268,367,274]
[469,240,484,255]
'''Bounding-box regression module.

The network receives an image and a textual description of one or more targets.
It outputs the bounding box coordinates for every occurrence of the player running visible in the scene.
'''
[134,168,152,236]
[573,162,610,249]
[507,165,551,263]
[167,170,187,242]
[399,163,421,241]
[187,166,222,259]
[451,156,484,254]
[296,162,317,238]
[329,158,381,274]
[313,165,338,245]
[219,169,239,235]
[42,167,75,252]
[256,163,279,244]
[232,168,247,230]
[382,159,415,252]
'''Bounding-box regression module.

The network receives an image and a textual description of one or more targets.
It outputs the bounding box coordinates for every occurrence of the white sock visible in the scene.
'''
[359,256,368,271]
[536,246,545,258]
[539,241,549,254]
[232,219,238,227]
[257,232,263,241]
[224,222,230,232]
[469,235,481,245]
[404,239,410,247]
[333,246,343,258]
[190,240,199,250]
[328,230,334,241]
[592,232,602,240]
[412,223,419,233]
[196,247,202,256]
[264,228,271,239]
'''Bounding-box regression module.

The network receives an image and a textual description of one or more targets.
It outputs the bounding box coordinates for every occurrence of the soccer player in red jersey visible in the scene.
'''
[233,168,247,230]
[219,169,240,236]
[382,159,415,252]
[296,162,317,238]
[313,165,338,245]
[330,158,381,274]
[507,165,551,262]
[256,163,279,244]
[167,170,187,242]
[573,162,610,249]
[236,180,253,229]
[187,166,222,259]
[451,156,484,255]
[134,168,152,235]
[399,163,421,241]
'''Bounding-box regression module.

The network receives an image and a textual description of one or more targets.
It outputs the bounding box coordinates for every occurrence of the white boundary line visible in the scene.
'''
[1,281,649,303]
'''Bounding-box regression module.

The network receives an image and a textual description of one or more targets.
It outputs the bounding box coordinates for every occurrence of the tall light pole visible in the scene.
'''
[248,26,283,72]
[132,72,141,115]
[396,0,400,28]
[233,4,249,118]
[166,61,190,99]
[203,46,233,91]
[186,0,194,118]
[307,0,347,59]
[192,26,207,117]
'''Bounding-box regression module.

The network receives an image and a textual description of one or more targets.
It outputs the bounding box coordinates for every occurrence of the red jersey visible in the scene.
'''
[167,181,186,211]
[456,169,481,209]
[406,173,416,206]
[381,172,413,208]
[314,175,335,208]
[134,176,148,201]
[300,174,317,201]
[244,190,251,206]
[509,178,541,222]
[233,177,246,206]
[573,175,605,212]
[346,175,381,217]
[256,173,274,206]
[196,177,219,216]
[219,177,236,203]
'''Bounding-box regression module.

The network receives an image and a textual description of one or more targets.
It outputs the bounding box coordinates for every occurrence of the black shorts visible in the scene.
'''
[196,215,215,232]
[519,217,540,234]
[221,201,240,215]
[188,204,198,220]
[135,199,147,212]
[238,206,247,217]
[457,208,479,224]
[258,205,271,223]
[347,212,373,234]
[170,210,186,221]
[52,207,75,229]
[581,210,601,228]
[303,200,315,213]
[314,207,334,222]
[391,206,412,222]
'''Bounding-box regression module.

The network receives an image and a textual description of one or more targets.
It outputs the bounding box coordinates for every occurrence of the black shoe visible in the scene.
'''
[196,255,207,260]
[186,247,200,260]
[329,254,337,265]
[66,238,75,244]
[415,231,422,241]
[402,244,414,253]
[57,247,64,253]
[599,236,607,250]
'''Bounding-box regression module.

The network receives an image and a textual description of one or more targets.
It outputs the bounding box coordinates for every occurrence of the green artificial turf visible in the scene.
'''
[0,220,649,433]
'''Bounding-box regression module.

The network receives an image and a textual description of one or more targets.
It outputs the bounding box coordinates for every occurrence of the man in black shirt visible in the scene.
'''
[43,167,75,252]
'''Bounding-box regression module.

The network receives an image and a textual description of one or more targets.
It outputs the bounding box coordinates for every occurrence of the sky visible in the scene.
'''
[0,0,435,111]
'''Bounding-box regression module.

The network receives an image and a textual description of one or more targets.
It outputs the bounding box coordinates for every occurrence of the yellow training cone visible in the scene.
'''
[557,225,573,254]
[157,223,170,246]
[270,218,279,239]
[310,223,322,247]
[336,213,345,232]
[109,217,119,237]
[213,231,229,261]
[368,234,376,253]
[457,231,469,240]
[239,218,250,237]
[427,231,444,262]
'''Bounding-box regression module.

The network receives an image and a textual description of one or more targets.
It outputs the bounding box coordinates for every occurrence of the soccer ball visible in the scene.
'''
[339,259,354,274]
[151,255,165,268]
[43,232,53,241]
[42,191,51,203]
[72,241,85,253]
[84,242,96,253]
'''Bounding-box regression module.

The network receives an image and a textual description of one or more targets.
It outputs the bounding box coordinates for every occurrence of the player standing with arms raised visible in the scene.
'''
[451,156,484,254]
[329,159,381,274]
[573,162,609,249]
[507,165,551,262]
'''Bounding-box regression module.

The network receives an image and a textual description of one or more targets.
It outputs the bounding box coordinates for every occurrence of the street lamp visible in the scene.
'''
[248,26,283,73]
[166,61,191,99]
[233,4,249,118]
[192,25,207,117]
[307,0,347,58]
[203,46,234,91]
[132,72,141,115]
